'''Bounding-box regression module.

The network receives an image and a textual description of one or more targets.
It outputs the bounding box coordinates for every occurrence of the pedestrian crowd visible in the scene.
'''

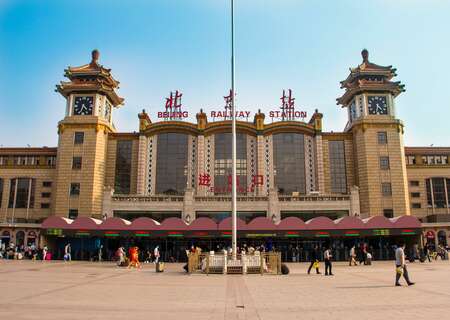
[0,242,50,261]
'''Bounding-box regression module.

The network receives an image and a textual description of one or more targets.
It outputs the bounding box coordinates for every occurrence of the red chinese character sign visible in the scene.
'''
[197,173,264,193]
[157,90,189,120]
[268,89,307,121]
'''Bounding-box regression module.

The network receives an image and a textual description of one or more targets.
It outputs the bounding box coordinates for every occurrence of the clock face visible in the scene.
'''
[368,96,388,115]
[73,96,94,115]
[104,101,112,121]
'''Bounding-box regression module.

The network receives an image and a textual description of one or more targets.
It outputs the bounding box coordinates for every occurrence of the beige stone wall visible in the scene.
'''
[0,168,55,222]
[54,118,112,219]
[351,122,410,217]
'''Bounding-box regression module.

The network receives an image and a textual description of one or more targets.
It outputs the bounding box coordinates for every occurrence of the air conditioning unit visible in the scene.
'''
[292,192,300,197]
[309,191,320,196]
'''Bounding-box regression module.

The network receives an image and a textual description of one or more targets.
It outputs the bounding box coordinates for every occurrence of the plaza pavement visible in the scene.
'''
[0,259,449,320]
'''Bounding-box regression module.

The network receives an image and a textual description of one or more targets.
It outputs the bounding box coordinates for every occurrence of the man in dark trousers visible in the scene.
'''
[395,241,415,286]
[307,245,321,274]
[324,246,333,276]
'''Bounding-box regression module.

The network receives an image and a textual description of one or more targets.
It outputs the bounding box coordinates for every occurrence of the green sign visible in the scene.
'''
[47,228,62,236]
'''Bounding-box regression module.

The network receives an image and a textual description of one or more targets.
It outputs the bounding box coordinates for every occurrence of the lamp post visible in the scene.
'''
[230,0,237,260]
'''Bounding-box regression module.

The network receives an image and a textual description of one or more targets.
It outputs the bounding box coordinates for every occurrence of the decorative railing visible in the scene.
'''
[112,195,184,202]
[111,194,350,203]
[278,195,350,202]
[194,196,269,202]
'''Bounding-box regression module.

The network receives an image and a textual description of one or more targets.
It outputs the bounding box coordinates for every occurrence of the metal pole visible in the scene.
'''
[231,0,237,260]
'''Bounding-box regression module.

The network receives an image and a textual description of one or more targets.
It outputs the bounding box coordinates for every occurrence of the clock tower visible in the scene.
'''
[337,49,410,218]
[54,50,124,219]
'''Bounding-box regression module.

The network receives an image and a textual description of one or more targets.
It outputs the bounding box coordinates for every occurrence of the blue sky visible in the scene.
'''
[0,0,449,147]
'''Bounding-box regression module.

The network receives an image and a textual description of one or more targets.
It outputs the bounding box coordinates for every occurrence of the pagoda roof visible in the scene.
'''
[337,49,405,106]
[55,50,124,107]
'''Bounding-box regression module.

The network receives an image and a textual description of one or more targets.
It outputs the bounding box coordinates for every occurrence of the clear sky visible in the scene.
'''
[1,0,449,147]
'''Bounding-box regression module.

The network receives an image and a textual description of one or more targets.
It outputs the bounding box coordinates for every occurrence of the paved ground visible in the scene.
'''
[0,260,449,320]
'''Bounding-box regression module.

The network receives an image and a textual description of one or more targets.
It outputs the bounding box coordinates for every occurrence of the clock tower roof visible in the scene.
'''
[336,49,405,106]
[56,49,125,107]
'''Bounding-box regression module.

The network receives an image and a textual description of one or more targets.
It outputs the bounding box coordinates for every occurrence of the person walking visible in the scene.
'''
[395,241,415,287]
[307,245,321,274]
[349,245,357,266]
[324,247,333,276]
[42,245,48,261]
[423,244,431,262]
[154,245,160,264]
[116,246,125,266]
[64,243,71,262]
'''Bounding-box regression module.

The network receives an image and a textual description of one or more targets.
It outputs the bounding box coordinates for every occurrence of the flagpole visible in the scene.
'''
[231,0,237,260]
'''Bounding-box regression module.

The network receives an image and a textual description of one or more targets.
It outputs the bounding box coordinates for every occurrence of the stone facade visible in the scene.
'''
[1,50,449,241]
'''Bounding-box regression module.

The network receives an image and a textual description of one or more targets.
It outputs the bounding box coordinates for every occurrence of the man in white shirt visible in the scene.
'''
[324,247,333,276]
[395,242,414,286]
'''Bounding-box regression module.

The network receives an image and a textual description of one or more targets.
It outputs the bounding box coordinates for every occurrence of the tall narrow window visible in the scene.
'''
[273,133,305,195]
[72,157,82,169]
[115,140,133,194]
[214,133,247,194]
[8,178,35,208]
[381,182,392,197]
[377,132,388,144]
[379,156,390,170]
[329,140,347,193]
[155,133,188,195]
[74,132,84,144]
[70,183,80,196]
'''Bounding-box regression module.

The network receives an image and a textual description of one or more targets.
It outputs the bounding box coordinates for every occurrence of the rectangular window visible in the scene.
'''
[8,178,35,208]
[381,182,392,196]
[273,133,305,195]
[46,156,56,166]
[72,157,82,170]
[377,132,388,144]
[42,181,52,187]
[412,203,421,209]
[74,132,84,144]
[70,183,80,196]
[406,156,416,165]
[115,140,133,194]
[68,209,78,219]
[410,180,419,187]
[383,209,394,218]
[41,203,50,209]
[328,140,347,194]
[379,156,390,170]
[411,192,420,198]
[0,156,7,165]
[41,192,51,198]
